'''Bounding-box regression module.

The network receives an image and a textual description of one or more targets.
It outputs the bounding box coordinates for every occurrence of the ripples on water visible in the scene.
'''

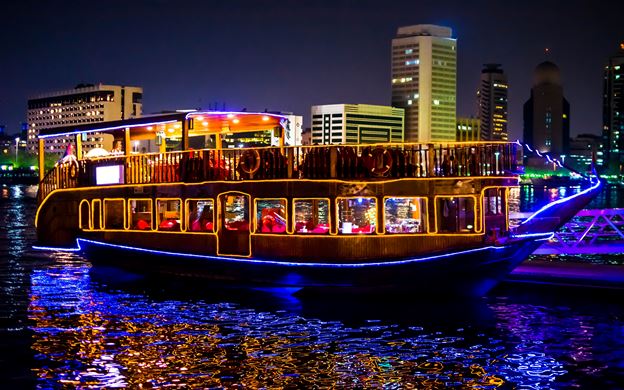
[1,185,623,388]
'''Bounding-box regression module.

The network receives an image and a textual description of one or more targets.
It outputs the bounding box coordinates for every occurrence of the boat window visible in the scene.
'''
[92,199,102,230]
[79,200,91,230]
[224,195,249,231]
[484,188,504,215]
[484,188,507,234]
[157,199,181,231]
[104,199,125,230]
[129,199,152,230]
[337,197,377,234]
[187,199,214,232]
[384,197,427,233]
[436,196,475,233]
[256,199,287,234]
[294,199,330,234]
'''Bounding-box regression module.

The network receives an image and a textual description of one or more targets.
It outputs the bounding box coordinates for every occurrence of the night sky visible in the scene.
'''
[1,0,623,141]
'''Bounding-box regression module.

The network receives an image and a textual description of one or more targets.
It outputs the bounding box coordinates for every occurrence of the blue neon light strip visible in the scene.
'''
[38,120,179,139]
[520,178,602,226]
[32,244,81,252]
[510,232,555,240]
[40,238,517,268]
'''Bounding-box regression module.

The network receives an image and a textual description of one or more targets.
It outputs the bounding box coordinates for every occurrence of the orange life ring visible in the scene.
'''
[238,149,261,177]
[367,147,393,177]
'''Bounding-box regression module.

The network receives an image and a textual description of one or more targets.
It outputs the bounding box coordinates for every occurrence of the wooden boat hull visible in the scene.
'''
[75,236,546,297]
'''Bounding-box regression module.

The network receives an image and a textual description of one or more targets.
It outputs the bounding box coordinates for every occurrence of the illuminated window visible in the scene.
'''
[484,188,506,234]
[79,200,90,230]
[187,199,214,232]
[157,199,181,231]
[483,189,504,216]
[256,199,287,234]
[224,195,249,231]
[104,199,125,229]
[338,197,376,234]
[436,197,475,233]
[129,199,152,230]
[294,199,329,234]
[384,197,427,234]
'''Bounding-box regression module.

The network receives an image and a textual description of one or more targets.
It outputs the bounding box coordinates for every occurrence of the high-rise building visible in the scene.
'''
[456,117,480,142]
[568,133,601,174]
[523,61,570,161]
[477,64,508,141]
[602,44,624,173]
[391,24,456,142]
[311,104,404,145]
[27,83,143,155]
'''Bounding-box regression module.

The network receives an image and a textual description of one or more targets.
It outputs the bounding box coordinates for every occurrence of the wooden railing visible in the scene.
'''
[37,142,518,203]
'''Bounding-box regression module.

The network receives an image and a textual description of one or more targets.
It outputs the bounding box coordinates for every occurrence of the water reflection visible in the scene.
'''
[516,183,624,213]
[26,254,624,388]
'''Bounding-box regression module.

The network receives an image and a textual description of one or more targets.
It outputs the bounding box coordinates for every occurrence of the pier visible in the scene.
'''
[512,208,624,255]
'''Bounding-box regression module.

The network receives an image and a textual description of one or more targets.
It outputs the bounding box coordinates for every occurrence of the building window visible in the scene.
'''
[157,198,181,231]
[256,199,287,233]
[104,199,125,229]
[294,199,329,234]
[129,199,152,230]
[384,197,427,234]
[187,199,214,232]
[436,197,475,233]
[337,197,376,234]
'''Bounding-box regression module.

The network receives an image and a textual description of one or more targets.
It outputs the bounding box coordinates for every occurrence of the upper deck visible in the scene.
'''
[36,112,519,202]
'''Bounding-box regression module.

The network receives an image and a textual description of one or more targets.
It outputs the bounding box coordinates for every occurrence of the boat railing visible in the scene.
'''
[37,142,518,202]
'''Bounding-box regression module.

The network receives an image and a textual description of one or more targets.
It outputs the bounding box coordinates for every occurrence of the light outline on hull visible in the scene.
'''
[33,232,554,268]
[519,178,602,226]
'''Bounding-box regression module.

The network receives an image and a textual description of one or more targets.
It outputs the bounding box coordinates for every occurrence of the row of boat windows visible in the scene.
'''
[79,190,505,235]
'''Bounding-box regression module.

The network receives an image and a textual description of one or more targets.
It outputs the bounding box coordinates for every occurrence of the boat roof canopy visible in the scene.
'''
[37,111,287,139]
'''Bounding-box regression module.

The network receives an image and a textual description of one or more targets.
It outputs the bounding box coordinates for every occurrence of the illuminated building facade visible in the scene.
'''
[568,133,601,174]
[310,104,404,144]
[391,24,456,142]
[456,117,480,142]
[601,44,624,173]
[27,83,143,155]
[477,64,508,141]
[523,61,570,161]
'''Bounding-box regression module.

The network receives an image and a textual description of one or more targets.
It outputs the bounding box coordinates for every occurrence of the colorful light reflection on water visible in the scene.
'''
[23,253,622,389]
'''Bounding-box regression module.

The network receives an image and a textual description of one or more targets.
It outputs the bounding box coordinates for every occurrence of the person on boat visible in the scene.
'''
[198,205,213,231]
[111,140,123,155]
[441,155,451,176]
[189,204,200,231]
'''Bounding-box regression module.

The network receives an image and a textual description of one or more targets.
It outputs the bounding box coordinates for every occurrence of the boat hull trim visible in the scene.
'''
[66,234,550,296]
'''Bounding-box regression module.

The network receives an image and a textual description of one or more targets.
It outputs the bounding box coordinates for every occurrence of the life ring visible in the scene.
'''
[366,147,393,177]
[237,149,261,178]
[68,160,79,179]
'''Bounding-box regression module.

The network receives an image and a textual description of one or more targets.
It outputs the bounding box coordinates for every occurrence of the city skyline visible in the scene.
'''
[1,0,623,141]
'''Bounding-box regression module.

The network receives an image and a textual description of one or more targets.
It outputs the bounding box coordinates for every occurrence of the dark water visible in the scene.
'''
[1,185,623,388]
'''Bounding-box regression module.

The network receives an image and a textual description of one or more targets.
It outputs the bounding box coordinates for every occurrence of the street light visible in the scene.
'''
[15,137,20,166]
